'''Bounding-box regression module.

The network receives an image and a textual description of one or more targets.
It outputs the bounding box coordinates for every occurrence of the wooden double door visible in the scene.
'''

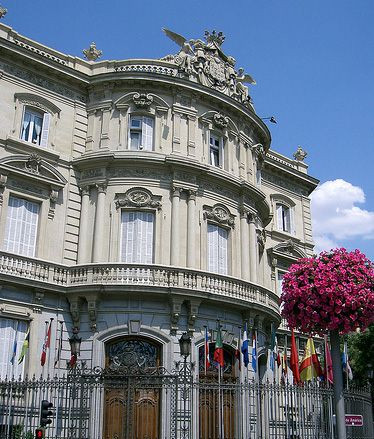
[103,337,161,439]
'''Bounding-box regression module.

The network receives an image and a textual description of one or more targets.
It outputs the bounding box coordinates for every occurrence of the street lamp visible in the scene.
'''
[68,327,81,362]
[179,332,191,359]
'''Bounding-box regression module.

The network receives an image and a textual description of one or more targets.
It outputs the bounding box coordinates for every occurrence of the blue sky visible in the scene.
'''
[2,0,373,260]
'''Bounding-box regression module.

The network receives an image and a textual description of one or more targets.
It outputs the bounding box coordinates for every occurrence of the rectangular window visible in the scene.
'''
[4,196,40,257]
[209,134,223,167]
[0,317,28,379]
[129,116,154,151]
[21,108,50,147]
[121,211,155,263]
[207,223,228,275]
[276,203,291,233]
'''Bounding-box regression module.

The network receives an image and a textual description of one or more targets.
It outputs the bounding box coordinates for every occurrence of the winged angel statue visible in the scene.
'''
[161,28,256,107]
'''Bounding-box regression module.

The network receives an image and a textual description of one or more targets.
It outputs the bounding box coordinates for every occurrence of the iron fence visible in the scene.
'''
[0,366,372,439]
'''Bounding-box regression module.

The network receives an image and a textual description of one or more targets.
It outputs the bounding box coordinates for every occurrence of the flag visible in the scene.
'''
[10,322,19,365]
[290,329,301,384]
[204,327,210,373]
[214,326,224,368]
[324,336,334,385]
[41,320,53,367]
[299,337,323,382]
[342,341,353,380]
[251,331,257,373]
[281,347,288,376]
[241,323,249,368]
[18,328,30,364]
[269,323,276,371]
[54,322,63,368]
[235,330,241,371]
[69,353,77,368]
[276,345,281,368]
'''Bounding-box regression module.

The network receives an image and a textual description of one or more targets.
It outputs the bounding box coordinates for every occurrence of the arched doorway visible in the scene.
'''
[198,343,238,439]
[103,337,162,439]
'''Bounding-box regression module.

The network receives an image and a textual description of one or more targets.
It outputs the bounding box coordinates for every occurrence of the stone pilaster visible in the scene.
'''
[240,207,250,280]
[78,185,91,264]
[92,183,107,263]
[249,213,258,283]
[170,186,181,265]
[186,189,197,268]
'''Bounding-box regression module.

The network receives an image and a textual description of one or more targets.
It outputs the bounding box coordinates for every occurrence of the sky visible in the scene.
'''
[2,0,373,260]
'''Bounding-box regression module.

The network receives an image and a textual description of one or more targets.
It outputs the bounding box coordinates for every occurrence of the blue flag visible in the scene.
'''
[252,331,257,373]
[241,323,249,368]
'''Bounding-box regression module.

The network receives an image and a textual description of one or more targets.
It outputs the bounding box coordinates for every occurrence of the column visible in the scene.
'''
[77,185,91,264]
[170,186,181,265]
[92,183,107,263]
[240,208,250,280]
[249,214,258,283]
[186,189,197,268]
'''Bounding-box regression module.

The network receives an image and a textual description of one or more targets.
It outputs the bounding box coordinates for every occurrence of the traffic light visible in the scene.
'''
[35,428,44,438]
[40,399,53,427]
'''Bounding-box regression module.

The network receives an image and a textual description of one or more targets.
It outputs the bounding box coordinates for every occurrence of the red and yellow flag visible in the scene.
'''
[300,337,323,382]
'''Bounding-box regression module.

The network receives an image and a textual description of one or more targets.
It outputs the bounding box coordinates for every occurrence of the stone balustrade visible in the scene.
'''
[0,251,280,315]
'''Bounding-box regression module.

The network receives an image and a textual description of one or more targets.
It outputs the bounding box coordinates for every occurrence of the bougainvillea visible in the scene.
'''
[280,248,374,335]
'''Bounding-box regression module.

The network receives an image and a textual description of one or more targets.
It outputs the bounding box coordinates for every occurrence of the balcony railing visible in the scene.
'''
[0,251,279,313]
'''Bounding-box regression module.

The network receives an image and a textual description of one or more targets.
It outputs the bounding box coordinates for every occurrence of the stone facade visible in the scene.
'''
[0,23,319,384]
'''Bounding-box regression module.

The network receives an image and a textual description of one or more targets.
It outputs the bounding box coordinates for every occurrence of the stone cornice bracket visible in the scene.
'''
[0,173,7,206]
[115,187,162,210]
[68,297,81,330]
[170,296,184,335]
[252,143,266,168]
[203,203,235,228]
[48,186,59,219]
[87,294,99,332]
[187,299,201,334]
[132,92,154,108]
[213,112,229,129]
[257,228,266,250]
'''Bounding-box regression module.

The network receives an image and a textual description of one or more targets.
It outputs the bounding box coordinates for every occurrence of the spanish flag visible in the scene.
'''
[299,337,323,382]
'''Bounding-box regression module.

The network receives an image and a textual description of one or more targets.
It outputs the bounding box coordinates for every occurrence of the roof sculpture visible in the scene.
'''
[161,28,256,110]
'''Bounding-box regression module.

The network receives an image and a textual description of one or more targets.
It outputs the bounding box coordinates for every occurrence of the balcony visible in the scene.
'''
[0,251,280,317]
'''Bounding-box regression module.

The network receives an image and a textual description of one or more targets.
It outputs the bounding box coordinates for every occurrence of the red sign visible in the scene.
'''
[345,414,363,426]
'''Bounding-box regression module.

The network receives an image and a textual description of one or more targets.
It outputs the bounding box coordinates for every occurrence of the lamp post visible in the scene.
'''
[178,332,192,438]
[68,327,81,369]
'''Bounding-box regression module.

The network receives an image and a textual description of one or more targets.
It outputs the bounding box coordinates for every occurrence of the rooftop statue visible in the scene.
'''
[161,28,256,110]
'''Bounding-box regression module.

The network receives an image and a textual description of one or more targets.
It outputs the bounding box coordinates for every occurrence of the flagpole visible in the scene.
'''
[47,318,54,373]
[10,320,19,377]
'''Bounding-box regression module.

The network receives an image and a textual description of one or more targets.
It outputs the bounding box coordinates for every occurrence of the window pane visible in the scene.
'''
[4,196,39,257]
[121,211,154,263]
[130,132,140,150]
[207,223,228,274]
[130,117,142,128]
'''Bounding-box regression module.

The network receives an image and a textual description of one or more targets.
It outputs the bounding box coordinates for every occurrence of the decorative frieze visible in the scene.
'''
[203,203,235,228]
[262,170,309,196]
[115,187,162,210]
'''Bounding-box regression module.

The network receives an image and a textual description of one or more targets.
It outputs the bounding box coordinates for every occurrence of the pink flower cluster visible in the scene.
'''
[280,248,374,335]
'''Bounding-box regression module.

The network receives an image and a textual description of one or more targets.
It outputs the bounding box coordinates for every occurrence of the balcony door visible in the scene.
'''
[104,337,161,439]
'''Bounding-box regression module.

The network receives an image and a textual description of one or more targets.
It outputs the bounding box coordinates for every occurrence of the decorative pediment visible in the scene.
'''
[268,239,307,265]
[203,203,235,228]
[15,93,61,115]
[0,154,67,188]
[200,110,239,136]
[114,92,170,111]
[115,187,162,210]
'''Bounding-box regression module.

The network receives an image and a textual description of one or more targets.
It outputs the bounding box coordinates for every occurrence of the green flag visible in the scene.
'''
[18,328,30,364]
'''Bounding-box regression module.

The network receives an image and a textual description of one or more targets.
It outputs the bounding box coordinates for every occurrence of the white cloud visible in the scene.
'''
[310,179,374,253]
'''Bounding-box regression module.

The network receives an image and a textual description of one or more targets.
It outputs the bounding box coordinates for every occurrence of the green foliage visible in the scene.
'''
[348,324,374,388]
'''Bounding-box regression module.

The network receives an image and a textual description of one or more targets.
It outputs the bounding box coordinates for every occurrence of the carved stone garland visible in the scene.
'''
[115,187,162,210]
[203,203,235,228]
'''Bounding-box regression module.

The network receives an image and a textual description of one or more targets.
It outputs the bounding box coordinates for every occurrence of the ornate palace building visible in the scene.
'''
[1,21,350,439]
